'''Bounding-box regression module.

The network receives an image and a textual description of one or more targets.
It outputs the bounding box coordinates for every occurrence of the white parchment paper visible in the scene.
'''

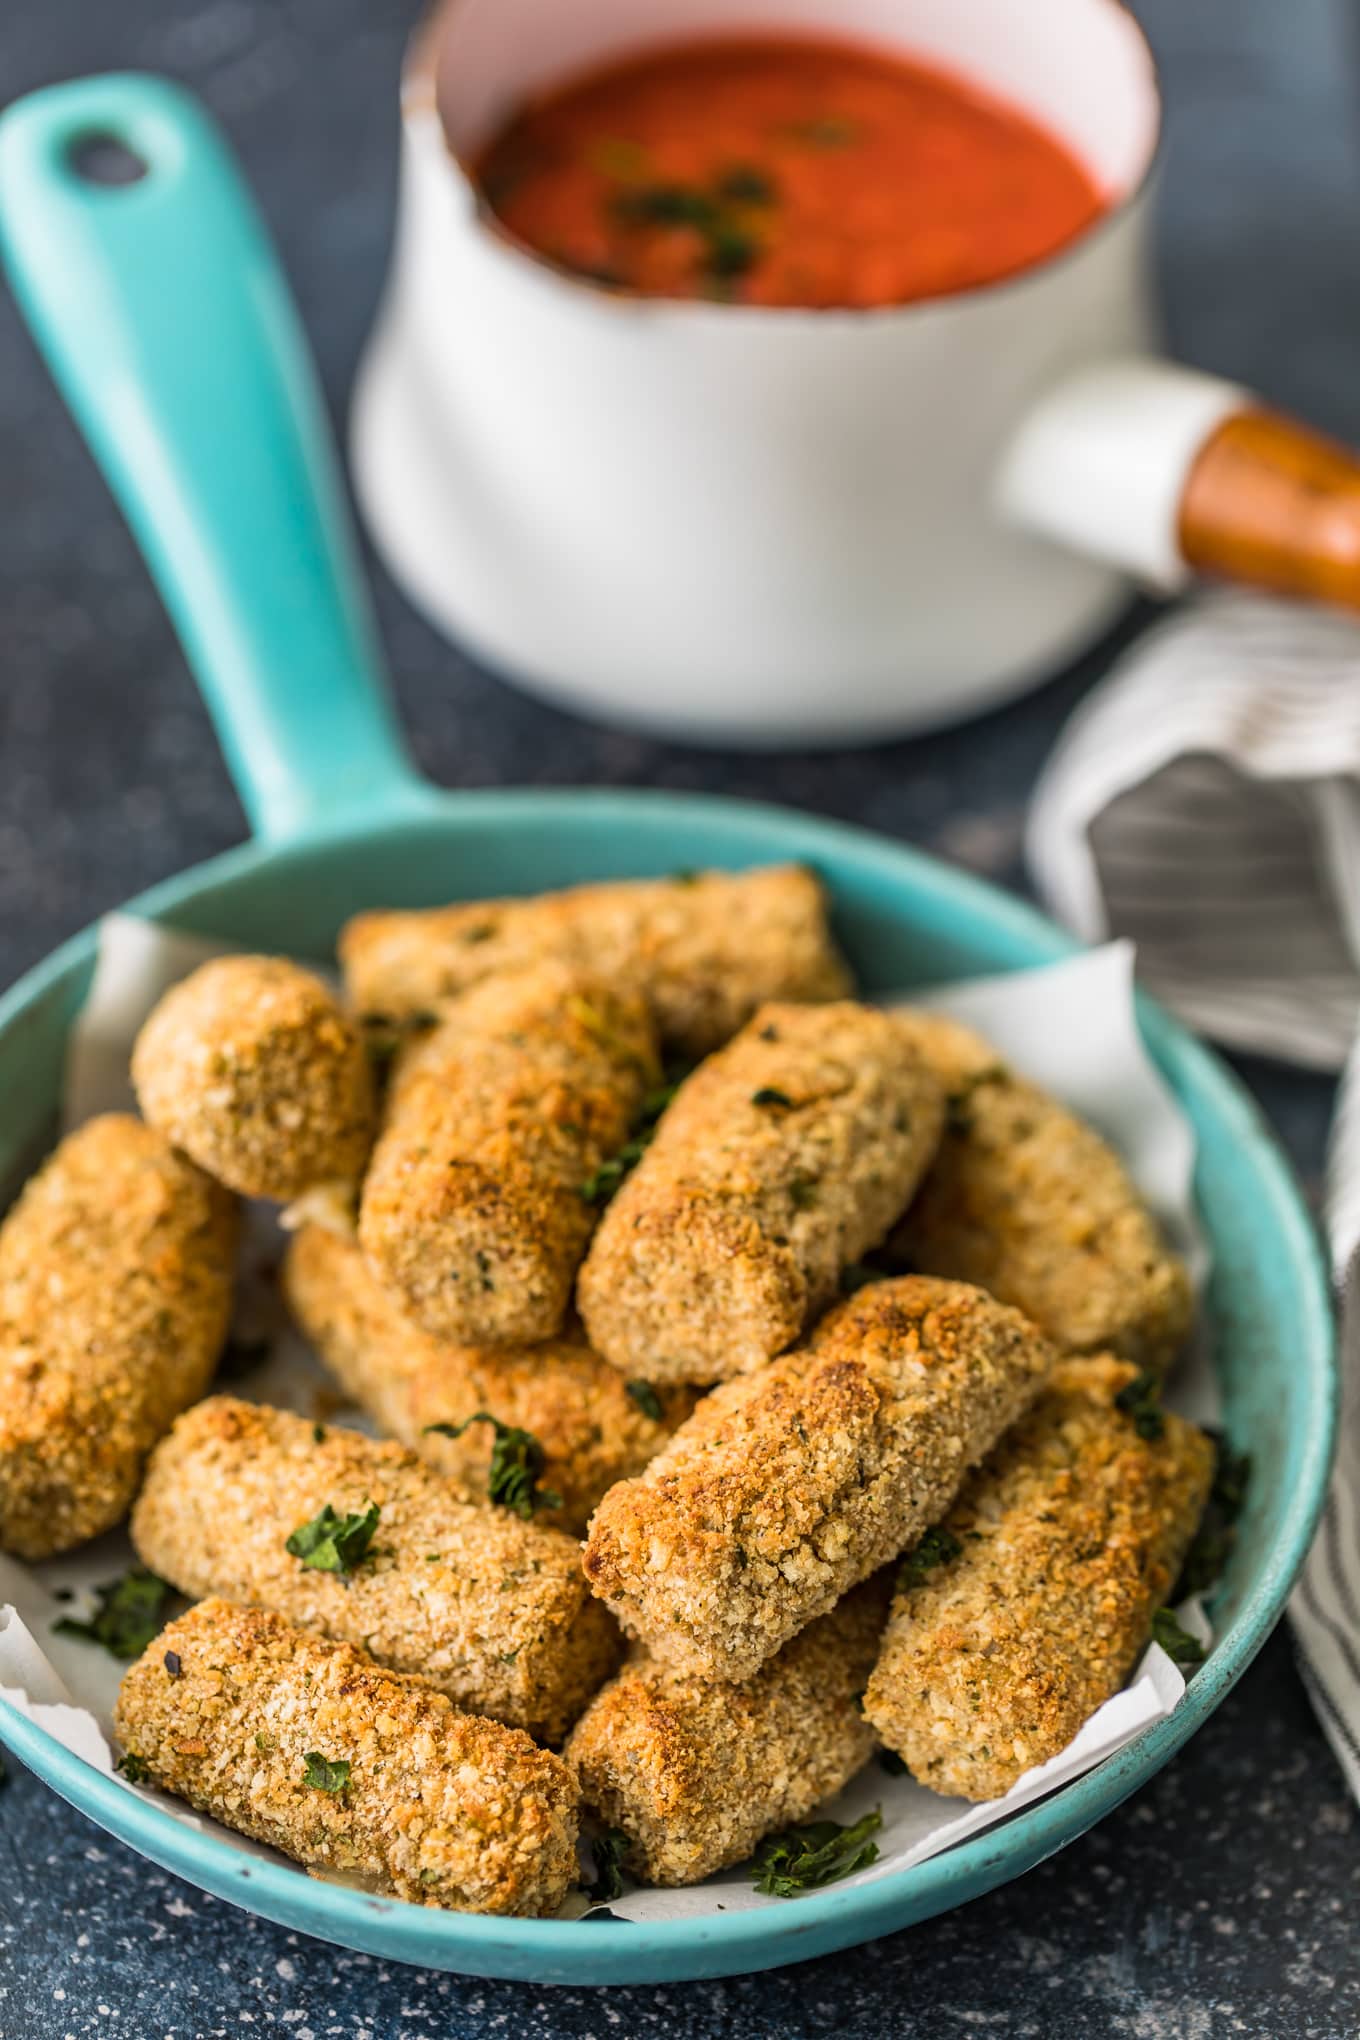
[0,916,1215,1921]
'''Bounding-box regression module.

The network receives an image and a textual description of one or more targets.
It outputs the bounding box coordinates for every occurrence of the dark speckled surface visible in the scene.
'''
[2,0,1359,2031]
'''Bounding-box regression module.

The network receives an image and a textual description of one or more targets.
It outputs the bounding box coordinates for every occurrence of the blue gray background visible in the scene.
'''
[1,1,1357,2032]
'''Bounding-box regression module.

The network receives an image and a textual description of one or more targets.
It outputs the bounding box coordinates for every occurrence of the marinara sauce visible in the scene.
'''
[472,35,1106,311]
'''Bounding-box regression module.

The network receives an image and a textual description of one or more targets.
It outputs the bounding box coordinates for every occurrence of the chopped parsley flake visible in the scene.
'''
[116,1752,153,1784]
[580,1075,686,1206]
[751,1810,882,1897]
[587,1827,630,1902]
[898,1526,963,1592]
[840,1263,882,1296]
[424,1414,562,1519]
[285,1500,380,1578]
[1176,1437,1252,1599]
[216,1334,270,1381]
[53,1567,176,1660]
[751,1087,793,1109]
[945,1064,1006,1136]
[626,1379,665,1424]
[1114,1370,1166,1442]
[1151,1608,1206,1671]
[302,1751,352,1794]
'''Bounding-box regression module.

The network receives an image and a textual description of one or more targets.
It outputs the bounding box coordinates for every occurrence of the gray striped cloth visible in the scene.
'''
[1027,591,1360,1797]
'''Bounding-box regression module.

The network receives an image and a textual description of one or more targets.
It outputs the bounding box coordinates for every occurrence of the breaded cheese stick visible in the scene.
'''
[114,1599,579,1915]
[583,1276,1054,1681]
[567,1575,891,1886]
[885,1012,1192,1373]
[578,1002,946,1383]
[358,963,659,1345]
[340,863,853,1058]
[0,1115,236,1559]
[132,1398,619,1743]
[284,1225,697,1535]
[132,955,375,1200]
[863,1355,1214,1801]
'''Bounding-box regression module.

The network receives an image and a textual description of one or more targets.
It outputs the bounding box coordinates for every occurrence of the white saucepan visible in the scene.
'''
[353,0,1360,744]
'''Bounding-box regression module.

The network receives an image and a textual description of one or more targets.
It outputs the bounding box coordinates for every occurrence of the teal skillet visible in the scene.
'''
[0,73,1335,1987]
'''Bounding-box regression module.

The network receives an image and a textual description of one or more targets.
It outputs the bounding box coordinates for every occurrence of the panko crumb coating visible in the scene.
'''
[358,963,660,1346]
[114,1599,579,1915]
[131,955,375,1201]
[577,1002,946,1384]
[132,1398,620,1743]
[284,1224,698,1535]
[339,863,853,1059]
[885,1011,1192,1373]
[0,1115,237,1559]
[566,1575,891,1886]
[863,1355,1214,1802]
[583,1276,1055,1682]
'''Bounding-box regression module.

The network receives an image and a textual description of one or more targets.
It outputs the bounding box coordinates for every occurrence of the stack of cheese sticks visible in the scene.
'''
[0,865,1215,1918]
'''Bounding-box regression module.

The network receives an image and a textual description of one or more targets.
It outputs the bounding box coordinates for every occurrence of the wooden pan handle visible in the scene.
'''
[1179,408,1360,609]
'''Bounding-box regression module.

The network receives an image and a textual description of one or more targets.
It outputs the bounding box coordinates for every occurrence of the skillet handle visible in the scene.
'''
[0,74,432,844]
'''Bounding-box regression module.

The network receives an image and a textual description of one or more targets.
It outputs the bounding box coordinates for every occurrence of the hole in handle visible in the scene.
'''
[66,131,148,187]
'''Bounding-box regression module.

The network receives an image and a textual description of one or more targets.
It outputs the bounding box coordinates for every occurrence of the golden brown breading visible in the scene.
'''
[582,1276,1054,1681]
[885,1011,1192,1373]
[114,1599,579,1915]
[863,1355,1214,1802]
[577,1002,946,1384]
[283,1225,698,1535]
[131,956,374,1200]
[0,1115,237,1559]
[131,1398,619,1743]
[567,1575,891,1886]
[358,964,659,1345]
[339,864,853,1059]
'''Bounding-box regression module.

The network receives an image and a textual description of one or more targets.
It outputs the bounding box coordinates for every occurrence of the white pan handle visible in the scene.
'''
[999,357,1360,612]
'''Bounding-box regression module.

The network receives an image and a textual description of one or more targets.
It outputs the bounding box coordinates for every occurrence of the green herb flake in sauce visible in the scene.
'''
[706,226,759,281]
[786,115,861,149]
[612,183,718,231]
[590,137,651,179]
[717,166,778,205]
